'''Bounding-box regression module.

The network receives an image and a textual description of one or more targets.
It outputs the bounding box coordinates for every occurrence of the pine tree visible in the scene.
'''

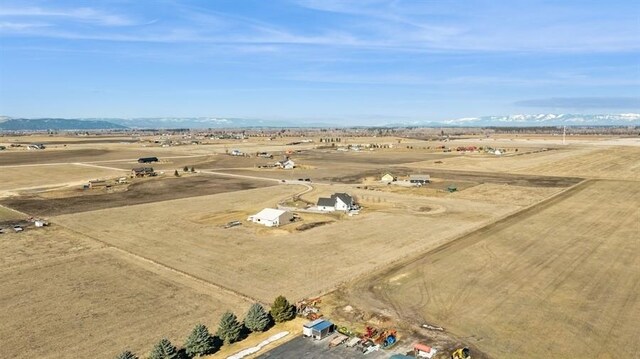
[243,303,270,332]
[190,166,195,173]
[115,350,138,359]
[269,295,295,323]
[174,170,180,177]
[184,323,216,357]
[216,311,243,344]
[149,338,179,359]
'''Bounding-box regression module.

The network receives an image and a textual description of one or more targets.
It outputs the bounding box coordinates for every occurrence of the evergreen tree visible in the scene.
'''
[243,303,270,332]
[174,170,180,177]
[184,323,216,357]
[115,350,138,359]
[149,338,179,359]
[190,166,195,173]
[269,295,295,323]
[216,311,243,344]
[183,166,189,172]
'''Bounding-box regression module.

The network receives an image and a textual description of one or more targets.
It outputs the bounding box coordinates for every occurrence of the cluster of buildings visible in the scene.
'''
[381,173,431,186]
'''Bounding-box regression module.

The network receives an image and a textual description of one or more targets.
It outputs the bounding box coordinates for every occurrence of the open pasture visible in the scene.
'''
[52,184,526,303]
[404,145,640,180]
[347,180,640,358]
[0,163,128,192]
[0,245,251,359]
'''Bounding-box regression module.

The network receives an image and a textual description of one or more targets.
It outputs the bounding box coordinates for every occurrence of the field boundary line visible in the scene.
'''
[312,179,593,300]
[52,223,263,306]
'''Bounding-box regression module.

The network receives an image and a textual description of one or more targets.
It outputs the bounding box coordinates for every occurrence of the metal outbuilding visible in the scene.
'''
[302,319,335,340]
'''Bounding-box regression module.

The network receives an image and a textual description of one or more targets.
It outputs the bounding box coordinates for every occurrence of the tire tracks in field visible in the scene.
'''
[339,179,593,326]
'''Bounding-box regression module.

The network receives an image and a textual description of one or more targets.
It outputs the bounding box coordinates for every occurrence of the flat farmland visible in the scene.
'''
[0,146,194,166]
[2,174,275,217]
[0,247,251,359]
[404,145,640,180]
[347,180,640,358]
[0,163,128,192]
[53,184,524,303]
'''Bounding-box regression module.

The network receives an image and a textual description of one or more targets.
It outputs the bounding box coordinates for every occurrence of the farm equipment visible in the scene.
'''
[363,326,379,339]
[337,326,356,337]
[328,334,348,348]
[447,185,458,193]
[374,329,398,349]
[451,347,471,359]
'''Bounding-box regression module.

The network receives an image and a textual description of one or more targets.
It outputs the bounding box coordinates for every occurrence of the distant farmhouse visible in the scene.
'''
[380,173,395,183]
[276,158,295,169]
[248,208,293,227]
[409,174,430,185]
[138,157,159,163]
[131,167,156,177]
[317,193,356,212]
[27,143,46,150]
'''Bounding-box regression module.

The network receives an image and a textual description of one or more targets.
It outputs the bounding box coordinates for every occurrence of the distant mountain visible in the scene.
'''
[397,113,640,127]
[108,117,304,129]
[0,118,127,131]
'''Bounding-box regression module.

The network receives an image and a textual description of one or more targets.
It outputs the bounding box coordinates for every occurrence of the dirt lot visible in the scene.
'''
[52,184,527,303]
[0,245,251,359]
[2,174,275,217]
[343,180,640,358]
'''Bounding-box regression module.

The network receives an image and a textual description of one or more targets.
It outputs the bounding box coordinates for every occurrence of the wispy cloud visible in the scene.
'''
[0,6,136,26]
[514,97,640,109]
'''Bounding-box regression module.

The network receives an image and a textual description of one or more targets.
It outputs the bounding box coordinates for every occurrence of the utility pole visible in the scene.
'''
[563,126,566,145]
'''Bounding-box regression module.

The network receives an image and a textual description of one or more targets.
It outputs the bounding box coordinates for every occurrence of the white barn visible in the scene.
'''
[248,208,293,227]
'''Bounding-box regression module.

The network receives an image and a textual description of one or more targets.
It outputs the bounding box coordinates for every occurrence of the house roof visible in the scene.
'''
[409,174,430,180]
[332,193,353,204]
[317,197,335,207]
[252,208,287,221]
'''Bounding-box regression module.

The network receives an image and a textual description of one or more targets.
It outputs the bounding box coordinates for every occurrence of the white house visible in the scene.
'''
[316,193,355,212]
[248,208,293,227]
[276,159,295,169]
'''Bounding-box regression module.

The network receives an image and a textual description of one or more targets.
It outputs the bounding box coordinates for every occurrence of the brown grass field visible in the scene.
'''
[52,184,526,303]
[341,180,640,358]
[0,134,638,358]
[0,224,252,358]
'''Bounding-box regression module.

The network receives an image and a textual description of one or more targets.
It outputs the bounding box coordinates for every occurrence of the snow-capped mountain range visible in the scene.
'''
[437,113,640,126]
[0,113,638,130]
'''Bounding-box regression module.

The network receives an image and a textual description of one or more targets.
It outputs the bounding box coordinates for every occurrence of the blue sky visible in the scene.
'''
[0,0,638,124]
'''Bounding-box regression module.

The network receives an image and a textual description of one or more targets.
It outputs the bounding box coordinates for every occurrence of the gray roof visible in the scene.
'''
[317,197,335,207]
[409,174,430,180]
[331,193,353,205]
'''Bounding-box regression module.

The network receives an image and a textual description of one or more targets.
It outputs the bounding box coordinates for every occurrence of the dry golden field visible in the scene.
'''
[52,183,525,303]
[0,133,638,359]
[342,180,640,358]
[0,227,251,358]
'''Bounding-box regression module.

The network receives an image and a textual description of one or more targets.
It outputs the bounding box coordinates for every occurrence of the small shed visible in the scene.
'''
[381,173,395,183]
[248,208,293,227]
[302,319,335,340]
[409,174,431,184]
